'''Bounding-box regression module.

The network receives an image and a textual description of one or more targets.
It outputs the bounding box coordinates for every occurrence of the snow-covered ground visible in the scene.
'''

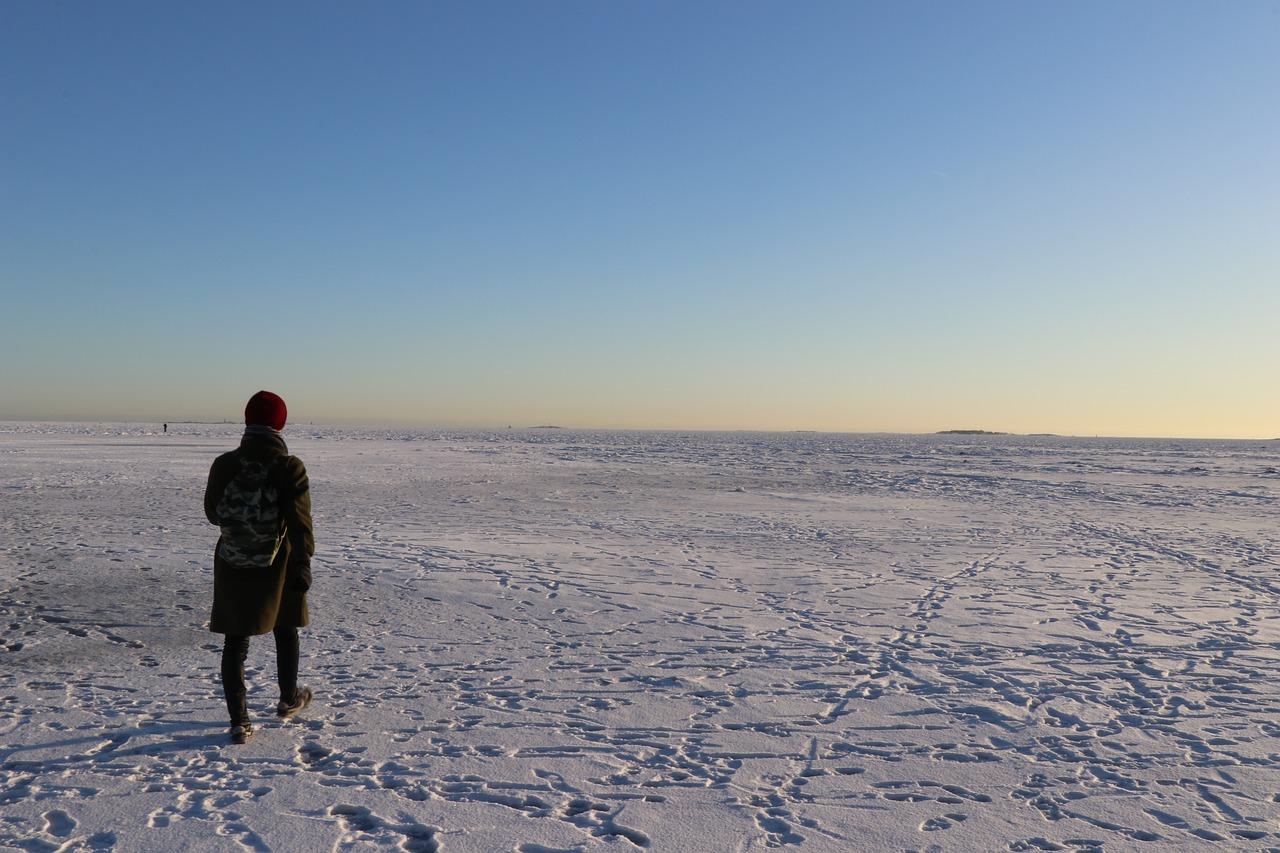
[3,423,1280,852]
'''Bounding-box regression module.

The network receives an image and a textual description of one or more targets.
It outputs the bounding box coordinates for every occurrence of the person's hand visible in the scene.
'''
[287,559,312,592]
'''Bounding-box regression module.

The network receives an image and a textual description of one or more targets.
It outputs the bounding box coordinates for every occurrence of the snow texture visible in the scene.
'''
[3,423,1280,852]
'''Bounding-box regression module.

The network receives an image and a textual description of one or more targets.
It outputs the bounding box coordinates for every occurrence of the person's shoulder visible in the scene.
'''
[210,448,242,468]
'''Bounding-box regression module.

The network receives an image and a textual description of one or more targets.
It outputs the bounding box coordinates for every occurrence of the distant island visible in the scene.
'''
[937,430,1009,435]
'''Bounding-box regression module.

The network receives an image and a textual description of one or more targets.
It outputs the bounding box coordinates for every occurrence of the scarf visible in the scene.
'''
[241,424,289,454]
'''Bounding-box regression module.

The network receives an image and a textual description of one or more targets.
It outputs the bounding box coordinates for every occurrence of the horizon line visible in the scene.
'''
[0,417,1275,443]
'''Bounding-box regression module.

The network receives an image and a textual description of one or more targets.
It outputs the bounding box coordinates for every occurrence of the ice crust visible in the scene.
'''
[3,423,1280,851]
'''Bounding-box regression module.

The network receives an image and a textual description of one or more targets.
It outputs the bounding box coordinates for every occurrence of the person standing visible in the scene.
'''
[204,391,315,744]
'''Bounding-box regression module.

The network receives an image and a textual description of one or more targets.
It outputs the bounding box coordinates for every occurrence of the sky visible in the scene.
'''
[2,1,1277,437]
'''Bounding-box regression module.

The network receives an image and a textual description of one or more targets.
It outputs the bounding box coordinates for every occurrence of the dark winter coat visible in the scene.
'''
[205,427,314,636]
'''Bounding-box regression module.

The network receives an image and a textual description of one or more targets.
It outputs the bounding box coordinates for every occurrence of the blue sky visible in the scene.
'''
[3,1,1277,436]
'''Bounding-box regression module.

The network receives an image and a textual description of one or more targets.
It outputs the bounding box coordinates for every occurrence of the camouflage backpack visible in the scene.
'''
[215,453,286,568]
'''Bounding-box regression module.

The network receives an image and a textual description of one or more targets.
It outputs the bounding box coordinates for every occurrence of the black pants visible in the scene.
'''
[221,627,299,725]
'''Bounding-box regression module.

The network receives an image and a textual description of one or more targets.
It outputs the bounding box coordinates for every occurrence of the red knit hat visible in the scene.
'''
[245,391,287,431]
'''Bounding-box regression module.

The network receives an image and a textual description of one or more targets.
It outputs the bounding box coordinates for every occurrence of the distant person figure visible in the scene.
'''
[163,423,168,434]
[204,391,315,744]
